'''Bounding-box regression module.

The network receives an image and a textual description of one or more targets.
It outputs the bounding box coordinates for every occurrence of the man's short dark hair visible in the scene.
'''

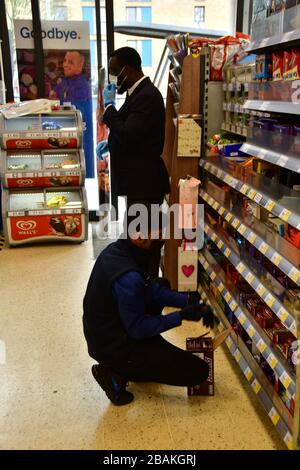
[110,47,142,71]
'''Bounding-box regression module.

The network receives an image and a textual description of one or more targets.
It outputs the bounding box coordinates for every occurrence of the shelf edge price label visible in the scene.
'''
[288,267,300,284]
[234,349,242,363]
[237,262,245,274]
[239,312,247,325]
[218,282,225,293]
[256,339,267,354]
[248,232,257,244]
[279,208,292,222]
[240,184,249,195]
[224,248,231,258]
[219,206,226,216]
[232,218,240,228]
[280,371,292,390]
[247,325,255,338]
[203,261,209,271]
[267,353,278,370]
[251,379,261,395]
[238,224,247,235]
[256,284,266,297]
[271,253,282,267]
[202,193,208,202]
[265,200,276,212]
[265,293,275,309]
[211,232,217,242]
[248,189,256,200]
[278,307,289,323]
[217,240,224,250]
[229,300,238,311]
[258,242,269,255]
[210,271,217,281]
[224,175,232,185]
[226,337,233,349]
[284,432,293,451]
[268,408,280,426]
[246,272,255,285]
[213,201,219,211]
[204,162,210,170]
[244,366,253,382]
[217,169,223,179]
[209,197,214,206]
[225,213,233,223]
[224,292,231,303]
[254,193,263,204]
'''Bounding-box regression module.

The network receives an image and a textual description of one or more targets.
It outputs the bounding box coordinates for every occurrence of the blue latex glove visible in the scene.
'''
[103,83,116,107]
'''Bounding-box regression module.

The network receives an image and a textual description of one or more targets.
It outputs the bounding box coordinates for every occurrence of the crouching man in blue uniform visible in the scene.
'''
[83,209,218,406]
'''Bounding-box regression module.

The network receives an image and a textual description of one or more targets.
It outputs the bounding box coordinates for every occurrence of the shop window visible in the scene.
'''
[126,7,152,23]
[194,6,205,26]
[127,40,152,67]
[53,6,68,21]
[82,6,96,35]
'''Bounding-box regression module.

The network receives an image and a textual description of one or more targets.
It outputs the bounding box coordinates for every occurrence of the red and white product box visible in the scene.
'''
[6,174,81,189]
[186,329,232,396]
[7,214,85,245]
[272,52,284,81]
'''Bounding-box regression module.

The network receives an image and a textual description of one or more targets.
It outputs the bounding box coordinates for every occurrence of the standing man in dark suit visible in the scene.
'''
[103,47,170,207]
[102,47,170,277]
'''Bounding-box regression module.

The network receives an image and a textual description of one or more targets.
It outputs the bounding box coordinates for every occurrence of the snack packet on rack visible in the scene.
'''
[0,99,59,119]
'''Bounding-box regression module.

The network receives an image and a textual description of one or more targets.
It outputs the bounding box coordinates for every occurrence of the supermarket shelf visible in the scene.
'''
[200,188,300,287]
[203,219,297,338]
[198,278,294,448]
[199,156,300,231]
[0,233,4,251]
[241,143,300,174]
[244,100,300,116]
[222,122,248,138]
[247,28,300,53]
[199,249,296,396]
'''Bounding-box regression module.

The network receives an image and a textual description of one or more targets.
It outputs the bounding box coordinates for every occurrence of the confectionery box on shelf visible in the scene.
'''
[0,107,88,246]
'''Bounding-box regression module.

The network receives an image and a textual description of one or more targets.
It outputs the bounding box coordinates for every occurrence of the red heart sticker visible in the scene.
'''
[182,265,195,278]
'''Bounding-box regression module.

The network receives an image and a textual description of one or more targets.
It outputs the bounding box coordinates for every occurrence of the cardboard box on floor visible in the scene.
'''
[186,328,233,396]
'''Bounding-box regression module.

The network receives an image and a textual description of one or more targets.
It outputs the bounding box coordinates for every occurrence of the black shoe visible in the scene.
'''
[91,364,134,406]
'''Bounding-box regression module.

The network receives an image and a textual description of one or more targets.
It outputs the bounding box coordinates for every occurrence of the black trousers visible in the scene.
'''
[109,335,209,387]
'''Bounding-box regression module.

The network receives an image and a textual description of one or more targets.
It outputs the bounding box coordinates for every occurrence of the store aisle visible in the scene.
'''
[0,233,285,450]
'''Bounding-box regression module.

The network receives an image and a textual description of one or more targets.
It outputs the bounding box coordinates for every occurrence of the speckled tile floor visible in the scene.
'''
[0,228,285,450]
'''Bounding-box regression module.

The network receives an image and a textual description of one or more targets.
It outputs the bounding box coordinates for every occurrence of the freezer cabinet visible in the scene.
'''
[0,110,83,150]
[2,187,88,246]
[1,149,85,188]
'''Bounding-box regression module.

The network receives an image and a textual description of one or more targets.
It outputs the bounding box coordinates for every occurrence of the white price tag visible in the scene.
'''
[238,224,247,235]
[240,184,249,195]
[247,325,255,338]
[265,293,275,308]
[217,240,224,250]
[269,408,280,426]
[256,339,267,353]
[265,200,276,212]
[251,379,261,394]
[237,262,245,274]
[244,367,253,382]
[256,284,266,297]
[288,267,300,284]
[277,155,288,167]
[280,371,292,390]
[258,242,269,255]
[267,353,278,370]
[271,253,282,267]
[279,208,292,222]
[254,193,263,204]
[246,272,255,284]
[278,307,289,323]
[248,189,256,200]
[248,232,257,244]
[229,300,238,311]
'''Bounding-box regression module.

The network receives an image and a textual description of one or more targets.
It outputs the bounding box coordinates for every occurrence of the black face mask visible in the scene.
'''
[116,68,128,95]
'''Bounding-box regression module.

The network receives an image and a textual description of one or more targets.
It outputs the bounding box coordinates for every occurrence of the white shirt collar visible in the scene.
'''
[128,76,148,96]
